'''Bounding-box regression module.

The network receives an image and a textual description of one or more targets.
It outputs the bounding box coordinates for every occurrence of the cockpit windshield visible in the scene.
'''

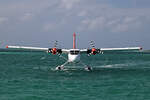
[70,50,80,55]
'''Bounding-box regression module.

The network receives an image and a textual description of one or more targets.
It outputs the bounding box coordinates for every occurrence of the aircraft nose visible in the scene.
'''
[68,54,80,62]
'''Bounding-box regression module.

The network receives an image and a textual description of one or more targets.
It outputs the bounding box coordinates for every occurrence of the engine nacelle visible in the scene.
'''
[91,48,97,55]
[48,48,62,55]
[57,49,62,54]
[52,48,57,54]
[87,48,100,55]
[87,48,97,55]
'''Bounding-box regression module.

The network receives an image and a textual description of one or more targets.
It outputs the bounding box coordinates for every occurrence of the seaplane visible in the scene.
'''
[6,32,142,71]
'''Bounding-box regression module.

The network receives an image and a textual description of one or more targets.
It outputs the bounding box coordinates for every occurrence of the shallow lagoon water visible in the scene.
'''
[0,51,150,100]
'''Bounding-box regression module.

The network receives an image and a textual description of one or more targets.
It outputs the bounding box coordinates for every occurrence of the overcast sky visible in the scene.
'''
[0,0,150,49]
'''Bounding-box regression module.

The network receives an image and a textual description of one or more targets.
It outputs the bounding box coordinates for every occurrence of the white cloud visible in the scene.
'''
[1,0,150,33]
[123,17,137,24]
[112,24,129,32]
[77,10,87,17]
[80,16,144,32]
[87,17,106,30]
[107,19,121,27]
[78,6,150,32]
[43,23,56,31]
[0,0,58,16]
[0,17,8,24]
[110,16,142,32]
[60,0,81,9]
[20,13,34,21]
[0,0,150,49]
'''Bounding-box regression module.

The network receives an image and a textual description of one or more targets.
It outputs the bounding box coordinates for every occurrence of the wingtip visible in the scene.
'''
[6,45,8,48]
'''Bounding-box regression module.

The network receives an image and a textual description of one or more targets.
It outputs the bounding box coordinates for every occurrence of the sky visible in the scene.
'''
[0,0,150,49]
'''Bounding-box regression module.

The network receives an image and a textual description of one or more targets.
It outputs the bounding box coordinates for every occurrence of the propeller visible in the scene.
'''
[90,41,95,48]
[54,40,58,48]
[87,41,101,55]
[48,40,62,55]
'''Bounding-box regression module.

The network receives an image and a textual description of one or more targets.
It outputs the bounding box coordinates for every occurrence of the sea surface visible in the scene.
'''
[0,50,150,100]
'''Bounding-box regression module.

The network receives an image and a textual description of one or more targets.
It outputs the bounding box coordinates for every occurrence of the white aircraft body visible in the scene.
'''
[6,33,142,71]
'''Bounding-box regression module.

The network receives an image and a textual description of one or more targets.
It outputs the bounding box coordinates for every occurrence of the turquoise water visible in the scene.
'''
[0,51,150,100]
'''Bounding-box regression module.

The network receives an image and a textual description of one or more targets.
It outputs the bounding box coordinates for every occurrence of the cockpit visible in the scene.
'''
[70,50,80,55]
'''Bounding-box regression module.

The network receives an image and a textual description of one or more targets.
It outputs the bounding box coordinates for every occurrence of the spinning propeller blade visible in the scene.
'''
[90,41,95,48]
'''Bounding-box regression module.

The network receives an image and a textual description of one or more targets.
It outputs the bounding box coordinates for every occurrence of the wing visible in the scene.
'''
[6,45,49,51]
[80,47,142,54]
[6,45,70,54]
[61,49,70,53]
[100,47,142,51]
